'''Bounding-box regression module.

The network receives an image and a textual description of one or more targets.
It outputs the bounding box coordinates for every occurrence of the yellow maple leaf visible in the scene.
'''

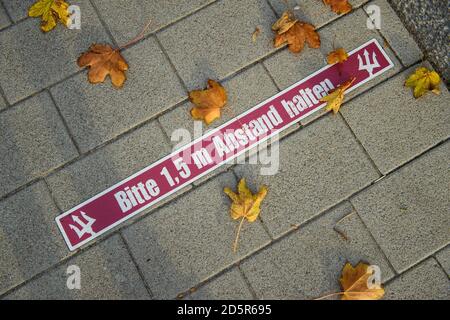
[339,262,385,300]
[29,0,70,32]
[316,262,385,300]
[405,67,441,98]
[320,77,355,114]
[224,178,268,252]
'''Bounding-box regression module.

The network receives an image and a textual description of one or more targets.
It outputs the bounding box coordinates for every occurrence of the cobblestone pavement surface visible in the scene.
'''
[0,0,448,299]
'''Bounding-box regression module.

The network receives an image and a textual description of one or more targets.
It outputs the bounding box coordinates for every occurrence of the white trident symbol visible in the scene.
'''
[358,49,380,77]
[69,211,96,239]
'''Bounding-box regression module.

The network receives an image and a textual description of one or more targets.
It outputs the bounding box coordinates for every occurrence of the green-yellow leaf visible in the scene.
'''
[28,0,70,32]
[405,67,441,98]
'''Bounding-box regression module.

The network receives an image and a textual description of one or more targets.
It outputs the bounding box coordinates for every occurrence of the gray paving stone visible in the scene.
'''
[436,246,450,277]
[351,142,450,273]
[234,114,380,238]
[0,1,111,104]
[240,202,395,299]
[4,235,150,300]
[263,9,402,125]
[0,3,10,29]
[0,181,68,295]
[268,0,368,28]
[384,258,449,300]
[93,0,215,45]
[364,0,422,67]
[341,64,450,174]
[47,120,173,212]
[1,0,34,22]
[189,268,254,300]
[122,172,271,299]
[51,37,186,153]
[157,0,278,90]
[0,92,78,197]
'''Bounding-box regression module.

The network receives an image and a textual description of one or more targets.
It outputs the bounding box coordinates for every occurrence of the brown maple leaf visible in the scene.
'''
[77,44,129,88]
[189,80,227,125]
[323,0,352,15]
[272,11,320,54]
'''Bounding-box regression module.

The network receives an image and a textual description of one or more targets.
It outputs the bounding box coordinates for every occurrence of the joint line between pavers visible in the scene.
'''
[237,264,260,299]
[118,232,155,299]
[349,202,398,276]
[337,112,383,177]
[0,0,12,24]
[154,35,189,94]
[88,0,119,48]
[261,62,281,91]
[47,89,82,156]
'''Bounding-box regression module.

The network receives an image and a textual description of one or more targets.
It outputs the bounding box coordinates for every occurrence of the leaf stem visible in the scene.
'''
[233,217,246,253]
[118,19,152,50]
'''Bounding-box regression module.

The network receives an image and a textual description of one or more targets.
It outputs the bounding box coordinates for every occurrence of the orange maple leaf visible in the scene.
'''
[323,0,352,15]
[189,80,227,125]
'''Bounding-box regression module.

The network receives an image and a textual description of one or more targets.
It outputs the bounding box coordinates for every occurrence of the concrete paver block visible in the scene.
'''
[4,235,150,299]
[50,37,186,153]
[351,142,450,273]
[384,258,449,300]
[234,115,380,238]
[157,0,278,90]
[0,92,78,197]
[122,172,271,299]
[240,202,395,299]
[92,0,215,45]
[189,268,254,300]
[0,1,111,104]
[0,182,68,295]
[341,64,450,174]
[46,120,173,212]
[364,0,422,67]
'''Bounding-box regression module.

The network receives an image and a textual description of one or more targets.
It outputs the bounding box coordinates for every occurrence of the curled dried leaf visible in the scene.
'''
[273,12,320,54]
[327,48,349,64]
[77,44,129,88]
[320,77,355,114]
[189,80,227,125]
[405,67,441,98]
[28,0,70,32]
[323,0,352,15]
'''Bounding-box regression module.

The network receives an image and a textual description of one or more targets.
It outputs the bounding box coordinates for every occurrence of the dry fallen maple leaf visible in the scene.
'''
[224,178,268,252]
[28,0,70,32]
[320,77,355,114]
[405,67,441,98]
[316,262,385,300]
[189,80,227,125]
[340,262,385,300]
[272,11,320,54]
[323,0,352,15]
[327,48,349,64]
[77,44,129,88]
